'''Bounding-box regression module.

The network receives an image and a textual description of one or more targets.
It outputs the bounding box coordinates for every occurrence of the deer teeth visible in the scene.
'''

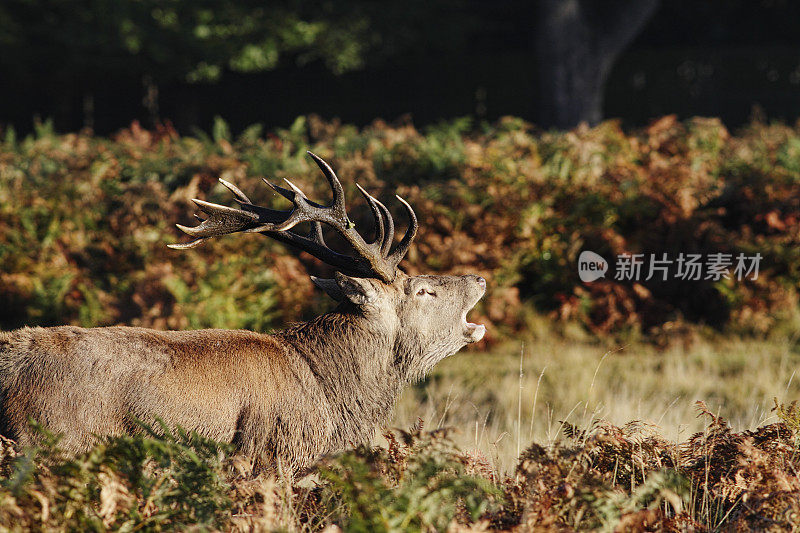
[462,311,483,330]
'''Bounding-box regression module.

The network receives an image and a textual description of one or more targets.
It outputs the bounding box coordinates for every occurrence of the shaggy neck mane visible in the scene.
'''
[274,305,404,447]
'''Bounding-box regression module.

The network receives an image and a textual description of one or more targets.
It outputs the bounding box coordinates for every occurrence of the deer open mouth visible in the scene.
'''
[462,295,486,343]
[463,316,486,343]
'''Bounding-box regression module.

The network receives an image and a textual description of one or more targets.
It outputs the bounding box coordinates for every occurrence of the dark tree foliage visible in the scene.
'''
[1,0,800,132]
[0,0,372,126]
[0,0,370,82]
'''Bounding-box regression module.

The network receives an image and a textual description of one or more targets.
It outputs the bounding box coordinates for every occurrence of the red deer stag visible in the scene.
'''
[0,152,486,475]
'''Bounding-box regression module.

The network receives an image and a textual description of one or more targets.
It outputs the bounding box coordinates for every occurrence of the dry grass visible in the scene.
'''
[393,333,800,475]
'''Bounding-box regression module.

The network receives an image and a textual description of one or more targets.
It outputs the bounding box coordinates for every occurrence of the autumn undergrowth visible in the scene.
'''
[0,335,798,532]
[2,115,800,341]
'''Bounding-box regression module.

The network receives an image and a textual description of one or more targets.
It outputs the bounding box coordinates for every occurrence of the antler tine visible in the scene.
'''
[372,196,395,256]
[167,237,207,250]
[219,178,252,203]
[282,178,307,199]
[263,178,295,202]
[386,195,418,269]
[356,184,385,248]
[309,221,326,246]
[307,151,347,216]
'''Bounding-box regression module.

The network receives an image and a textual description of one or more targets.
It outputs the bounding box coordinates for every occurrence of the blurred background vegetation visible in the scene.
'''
[1,116,798,343]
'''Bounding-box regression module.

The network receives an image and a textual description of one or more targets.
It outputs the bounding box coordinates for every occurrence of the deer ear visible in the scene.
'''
[311,276,345,301]
[334,272,378,306]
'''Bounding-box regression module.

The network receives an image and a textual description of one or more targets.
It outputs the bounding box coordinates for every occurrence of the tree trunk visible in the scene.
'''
[142,75,160,128]
[82,92,95,133]
[536,0,660,129]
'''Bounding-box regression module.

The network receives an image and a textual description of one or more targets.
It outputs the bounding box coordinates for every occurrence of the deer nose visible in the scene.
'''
[476,276,486,288]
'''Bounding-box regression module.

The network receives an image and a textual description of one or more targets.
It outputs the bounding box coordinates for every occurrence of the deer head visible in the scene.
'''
[170,152,486,380]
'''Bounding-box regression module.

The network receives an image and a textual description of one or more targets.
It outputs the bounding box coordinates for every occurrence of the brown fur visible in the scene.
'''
[0,272,485,474]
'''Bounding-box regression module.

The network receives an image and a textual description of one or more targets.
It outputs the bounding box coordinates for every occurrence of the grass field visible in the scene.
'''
[394,333,800,474]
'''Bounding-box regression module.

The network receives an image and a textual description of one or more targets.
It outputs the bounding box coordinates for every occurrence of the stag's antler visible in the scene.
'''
[168,152,417,282]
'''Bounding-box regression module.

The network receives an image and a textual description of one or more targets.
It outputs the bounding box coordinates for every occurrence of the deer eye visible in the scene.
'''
[416,288,427,296]
[416,288,436,297]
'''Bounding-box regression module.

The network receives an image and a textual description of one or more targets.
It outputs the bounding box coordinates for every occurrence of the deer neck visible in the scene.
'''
[275,305,404,443]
